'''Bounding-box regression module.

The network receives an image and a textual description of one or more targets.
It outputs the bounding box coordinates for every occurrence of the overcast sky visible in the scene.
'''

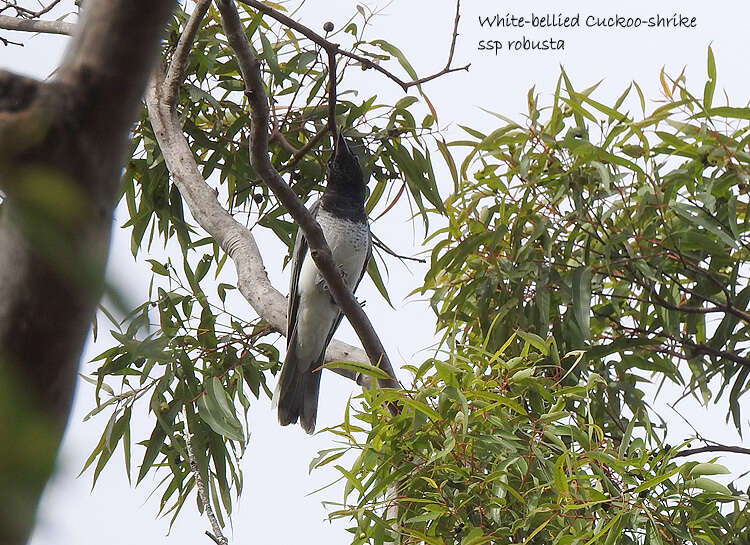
[3,1,749,544]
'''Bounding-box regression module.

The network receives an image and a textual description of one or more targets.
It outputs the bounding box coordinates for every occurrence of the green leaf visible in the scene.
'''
[701,106,750,119]
[137,422,167,484]
[516,330,548,355]
[198,377,244,442]
[633,466,680,494]
[682,477,731,495]
[553,453,570,496]
[688,463,730,477]
[259,32,282,83]
[321,359,392,382]
[147,259,169,276]
[400,398,441,421]
[704,46,716,109]
[572,266,592,340]
[370,39,418,80]
[366,257,393,307]
[673,204,738,249]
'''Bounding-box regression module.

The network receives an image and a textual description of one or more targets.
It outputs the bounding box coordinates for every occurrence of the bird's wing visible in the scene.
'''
[287,199,320,345]
[355,226,373,289]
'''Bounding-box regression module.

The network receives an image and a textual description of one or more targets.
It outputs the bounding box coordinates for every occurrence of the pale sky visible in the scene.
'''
[2,1,749,544]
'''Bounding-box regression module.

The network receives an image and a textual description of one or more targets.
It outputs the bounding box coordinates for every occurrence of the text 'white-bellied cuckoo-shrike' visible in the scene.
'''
[274,132,371,434]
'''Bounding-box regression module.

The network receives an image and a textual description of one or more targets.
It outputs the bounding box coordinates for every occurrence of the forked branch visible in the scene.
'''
[237,0,469,92]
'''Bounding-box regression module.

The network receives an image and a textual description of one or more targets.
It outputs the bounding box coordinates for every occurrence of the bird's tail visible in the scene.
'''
[274,340,322,434]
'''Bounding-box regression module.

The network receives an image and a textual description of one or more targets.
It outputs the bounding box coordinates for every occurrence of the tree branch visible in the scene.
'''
[0,14,75,34]
[1,0,64,18]
[217,0,399,390]
[671,444,750,458]
[278,125,329,173]
[598,316,750,370]
[163,0,212,105]
[237,0,469,92]
[326,47,337,138]
[1,0,174,436]
[183,407,229,545]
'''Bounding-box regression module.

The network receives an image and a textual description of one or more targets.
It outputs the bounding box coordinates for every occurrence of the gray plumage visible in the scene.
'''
[275,133,371,434]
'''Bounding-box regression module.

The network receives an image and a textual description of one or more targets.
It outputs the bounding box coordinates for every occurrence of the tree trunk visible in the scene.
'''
[0,1,174,542]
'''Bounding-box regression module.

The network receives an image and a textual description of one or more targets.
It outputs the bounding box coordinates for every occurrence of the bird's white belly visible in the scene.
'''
[294,210,369,366]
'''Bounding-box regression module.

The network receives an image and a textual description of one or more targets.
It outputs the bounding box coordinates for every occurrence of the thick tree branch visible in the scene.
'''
[0,13,74,34]
[217,0,399,390]
[163,0,212,105]
[237,0,469,92]
[1,0,174,437]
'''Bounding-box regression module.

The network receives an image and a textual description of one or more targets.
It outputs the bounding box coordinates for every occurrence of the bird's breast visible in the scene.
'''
[314,208,370,288]
[292,209,370,367]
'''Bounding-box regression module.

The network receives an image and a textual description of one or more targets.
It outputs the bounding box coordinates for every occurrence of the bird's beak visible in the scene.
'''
[335,131,350,156]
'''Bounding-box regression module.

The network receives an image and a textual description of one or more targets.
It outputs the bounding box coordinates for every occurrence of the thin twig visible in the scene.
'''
[326,47,337,138]
[600,316,750,370]
[164,0,212,105]
[271,127,299,154]
[373,237,426,264]
[237,0,469,92]
[0,34,22,45]
[279,125,329,173]
[671,444,750,458]
[445,0,461,69]
[205,531,227,545]
[217,0,400,389]
[1,0,63,18]
[183,406,229,545]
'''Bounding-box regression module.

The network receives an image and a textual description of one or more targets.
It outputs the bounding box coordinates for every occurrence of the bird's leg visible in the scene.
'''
[318,265,351,304]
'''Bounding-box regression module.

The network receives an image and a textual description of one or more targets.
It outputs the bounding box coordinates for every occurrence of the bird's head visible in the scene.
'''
[326,132,366,197]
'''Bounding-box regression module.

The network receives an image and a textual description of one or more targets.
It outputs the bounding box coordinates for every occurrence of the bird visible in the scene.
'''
[274,132,371,434]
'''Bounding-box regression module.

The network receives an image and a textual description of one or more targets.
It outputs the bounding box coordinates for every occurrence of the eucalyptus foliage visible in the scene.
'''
[322,51,750,543]
[324,336,746,544]
[424,48,750,437]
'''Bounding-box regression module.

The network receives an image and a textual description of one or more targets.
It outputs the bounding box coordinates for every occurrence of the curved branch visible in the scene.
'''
[0,14,75,34]
[163,0,212,105]
[217,0,399,390]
